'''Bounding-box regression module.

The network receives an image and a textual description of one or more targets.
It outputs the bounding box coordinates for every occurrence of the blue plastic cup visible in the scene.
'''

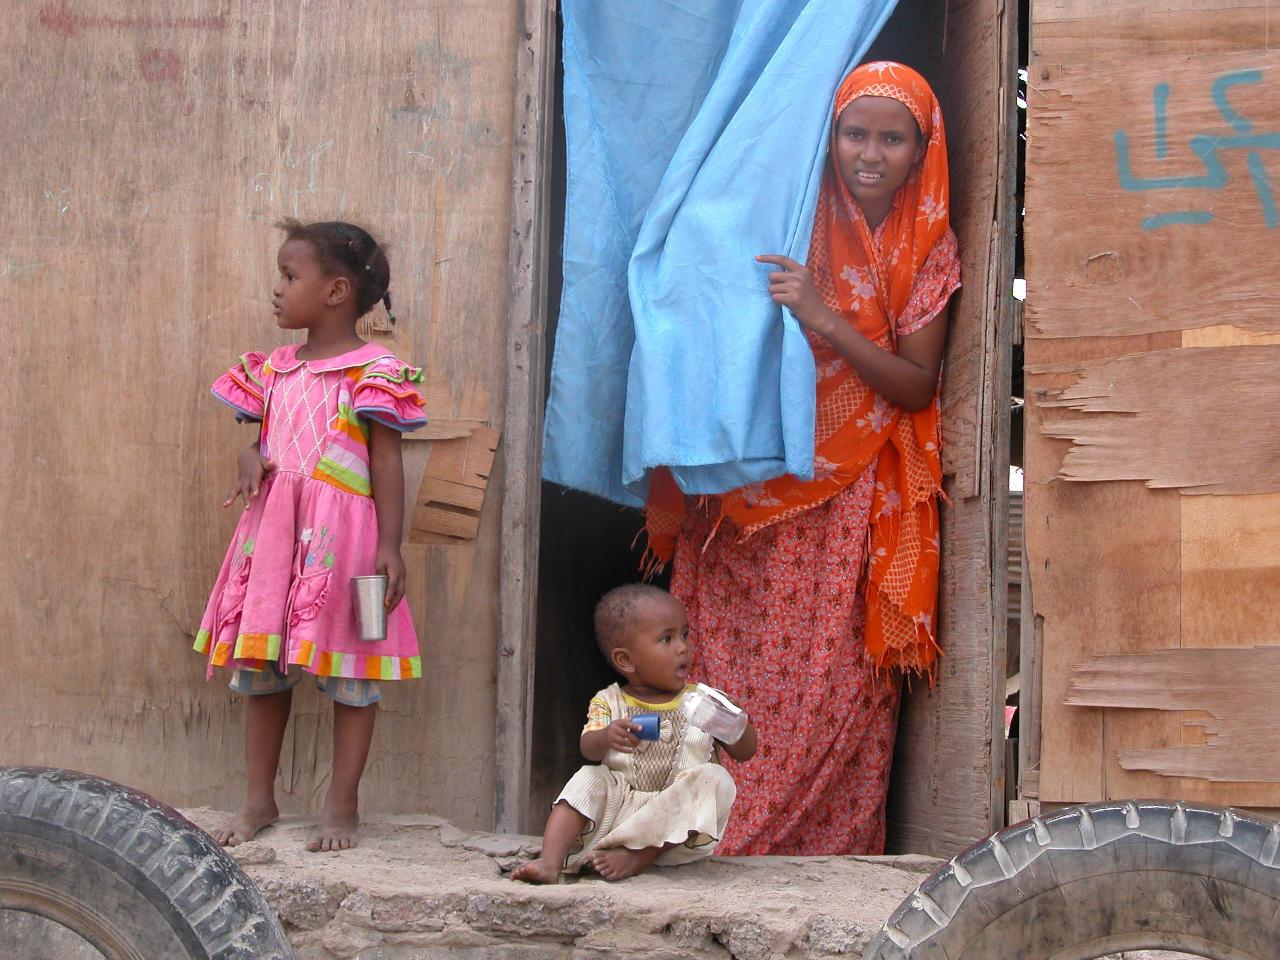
[632,713,660,741]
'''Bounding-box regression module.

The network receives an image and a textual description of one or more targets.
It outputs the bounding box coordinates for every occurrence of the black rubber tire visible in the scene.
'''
[0,767,293,960]
[865,800,1280,960]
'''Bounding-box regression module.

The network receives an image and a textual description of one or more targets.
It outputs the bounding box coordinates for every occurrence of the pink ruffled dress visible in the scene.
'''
[195,342,427,682]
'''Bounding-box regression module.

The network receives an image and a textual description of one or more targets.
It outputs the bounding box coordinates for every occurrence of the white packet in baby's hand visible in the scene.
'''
[682,683,748,745]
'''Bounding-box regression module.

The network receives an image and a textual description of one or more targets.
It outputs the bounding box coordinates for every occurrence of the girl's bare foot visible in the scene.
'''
[510,858,562,884]
[211,801,279,846]
[584,845,663,880]
[312,701,372,853]
[307,801,359,852]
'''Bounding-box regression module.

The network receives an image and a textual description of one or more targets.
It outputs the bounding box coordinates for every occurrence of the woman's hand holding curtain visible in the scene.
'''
[757,253,947,413]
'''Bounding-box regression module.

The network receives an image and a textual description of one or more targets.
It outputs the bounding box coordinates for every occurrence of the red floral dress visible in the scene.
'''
[670,230,959,856]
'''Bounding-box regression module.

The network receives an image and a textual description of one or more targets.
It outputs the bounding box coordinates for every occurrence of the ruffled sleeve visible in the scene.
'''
[897,228,961,337]
[211,352,268,422]
[352,356,428,432]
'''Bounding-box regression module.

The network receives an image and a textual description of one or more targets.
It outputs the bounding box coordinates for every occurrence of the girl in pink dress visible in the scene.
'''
[195,219,427,852]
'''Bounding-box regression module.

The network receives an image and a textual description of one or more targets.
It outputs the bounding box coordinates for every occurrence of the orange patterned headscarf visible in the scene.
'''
[646,62,951,678]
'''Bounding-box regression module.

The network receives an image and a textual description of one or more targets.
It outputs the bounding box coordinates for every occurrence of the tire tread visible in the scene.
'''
[864,800,1280,959]
[0,766,292,960]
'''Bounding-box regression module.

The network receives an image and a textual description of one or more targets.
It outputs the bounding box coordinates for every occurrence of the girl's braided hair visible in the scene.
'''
[275,218,396,323]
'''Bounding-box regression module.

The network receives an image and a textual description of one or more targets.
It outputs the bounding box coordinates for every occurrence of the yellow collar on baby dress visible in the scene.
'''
[621,684,697,712]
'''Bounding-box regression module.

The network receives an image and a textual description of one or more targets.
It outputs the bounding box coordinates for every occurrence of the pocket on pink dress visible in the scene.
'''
[286,565,333,630]
[216,559,252,635]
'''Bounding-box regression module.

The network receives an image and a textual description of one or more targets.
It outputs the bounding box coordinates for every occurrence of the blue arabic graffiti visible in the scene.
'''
[1114,69,1280,229]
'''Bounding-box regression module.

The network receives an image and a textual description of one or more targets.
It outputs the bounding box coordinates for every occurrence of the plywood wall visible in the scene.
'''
[1025,0,1280,805]
[0,0,518,828]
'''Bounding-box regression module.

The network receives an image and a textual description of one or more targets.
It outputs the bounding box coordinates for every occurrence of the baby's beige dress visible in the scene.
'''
[557,683,737,872]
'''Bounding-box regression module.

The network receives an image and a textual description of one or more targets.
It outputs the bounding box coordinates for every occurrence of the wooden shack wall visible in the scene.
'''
[1024,0,1280,806]
[876,0,1018,855]
[0,0,520,828]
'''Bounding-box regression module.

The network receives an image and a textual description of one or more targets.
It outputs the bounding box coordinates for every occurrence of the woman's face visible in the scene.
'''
[833,95,924,225]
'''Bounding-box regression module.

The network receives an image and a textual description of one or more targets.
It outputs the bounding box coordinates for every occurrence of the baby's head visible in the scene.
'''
[593,584,691,694]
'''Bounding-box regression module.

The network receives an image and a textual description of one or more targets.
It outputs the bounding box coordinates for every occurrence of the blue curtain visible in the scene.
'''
[543,0,898,507]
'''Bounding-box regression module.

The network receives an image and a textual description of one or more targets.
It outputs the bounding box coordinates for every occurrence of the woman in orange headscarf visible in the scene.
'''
[646,62,959,855]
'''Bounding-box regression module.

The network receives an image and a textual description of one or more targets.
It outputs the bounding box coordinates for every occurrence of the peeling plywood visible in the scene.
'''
[1024,0,1280,809]
[1067,647,1280,783]
[1031,345,1280,494]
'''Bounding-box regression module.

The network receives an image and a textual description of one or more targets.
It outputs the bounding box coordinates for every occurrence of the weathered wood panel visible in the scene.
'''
[1025,334,1182,800]
[1068,647,1280,782]
[410,426,501,543]
[1026,52,1280,340]
[1032,345,1280,494]
[1026,0,1280,807]
[0,0,517,827]
[1032,0,1275,55]
[494,0,557,836]
[885,0,1016,855]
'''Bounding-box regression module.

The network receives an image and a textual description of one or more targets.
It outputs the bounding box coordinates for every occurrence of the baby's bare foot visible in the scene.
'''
[510,858,562,884]
[211,802,278,847]
[584,846,662,881]
[307,802,359,853]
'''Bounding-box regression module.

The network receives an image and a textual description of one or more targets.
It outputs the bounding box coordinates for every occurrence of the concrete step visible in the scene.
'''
[185,809,940,959]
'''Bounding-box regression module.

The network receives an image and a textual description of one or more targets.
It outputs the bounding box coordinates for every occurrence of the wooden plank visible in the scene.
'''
[1030,345,1280,494]
[0,0,517,828]
[413,507,480,541]
[414,419,492,442]
[934,7,1007,500]
[1181,500,1280,650]
[420,427,501,487]
[421,478,486,513]
[1032,0,1276,55]
[1026,0,1167,807]
[1024,51,1280,340]
[1006,491,1023,675]
[1067,647,1280,783]
[409,426,501,544]
[1027,489,1185,801]
[1021,317,1184,801]
[493,0,557,835]
[885,0,1016,855]
[1171,325,1280,805]
[890,496,1007,854]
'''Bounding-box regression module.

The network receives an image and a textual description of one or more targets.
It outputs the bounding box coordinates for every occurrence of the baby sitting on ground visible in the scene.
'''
[512,584,756,883]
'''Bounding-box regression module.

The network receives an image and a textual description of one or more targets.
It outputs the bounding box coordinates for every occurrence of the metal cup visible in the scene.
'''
[351,575,389,642]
